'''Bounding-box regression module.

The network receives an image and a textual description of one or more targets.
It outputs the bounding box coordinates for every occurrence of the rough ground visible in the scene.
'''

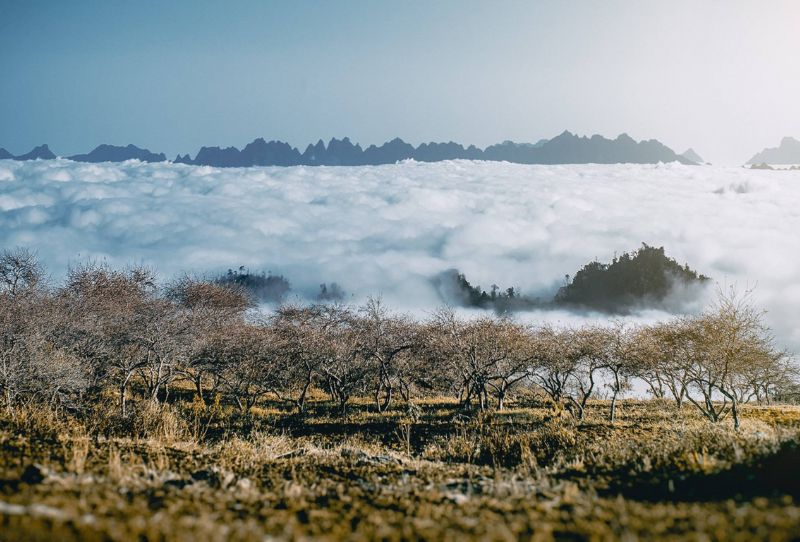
[1,400,799,541]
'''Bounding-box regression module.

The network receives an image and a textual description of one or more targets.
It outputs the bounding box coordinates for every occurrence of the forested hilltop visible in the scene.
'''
[205,246,709,315]
[434,244,709,313]
[555,244,710,312]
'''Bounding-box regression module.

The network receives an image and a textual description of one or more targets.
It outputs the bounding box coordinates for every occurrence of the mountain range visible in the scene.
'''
[748,137,800,164]
[0,131,698,167]
[183,132,697,167]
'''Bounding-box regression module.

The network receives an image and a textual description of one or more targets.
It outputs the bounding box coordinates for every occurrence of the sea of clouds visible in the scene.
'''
[1,158,799,349]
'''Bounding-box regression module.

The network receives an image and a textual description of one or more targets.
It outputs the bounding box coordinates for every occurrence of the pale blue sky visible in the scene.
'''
[1,0,799,163]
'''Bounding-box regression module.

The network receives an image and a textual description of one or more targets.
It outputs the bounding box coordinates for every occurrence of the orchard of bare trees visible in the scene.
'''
[0,248,797,429]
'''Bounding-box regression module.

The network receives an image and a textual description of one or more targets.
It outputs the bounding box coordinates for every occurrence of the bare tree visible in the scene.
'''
[211,323,286,412]
[56,262,168,416]
[528,326,581,413]
[355,297,417,412]
[685,287,781,429]
[638,320,696,408]
[0,247,43,297]
[271,304,332,413]
[603,322,643,422]
[134,297,191,403]
[1,250,87,412]
[167,276,251,403]
[314,305,371,415]
[424,309,520,411]
[751,351,797,405]
[563,326,610,419]
[485,321,537,410]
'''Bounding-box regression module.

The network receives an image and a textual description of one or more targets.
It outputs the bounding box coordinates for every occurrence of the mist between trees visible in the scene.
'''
[1,248,797,431]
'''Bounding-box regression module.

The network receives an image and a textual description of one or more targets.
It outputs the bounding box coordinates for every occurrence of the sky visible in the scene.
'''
[1,0,799,164]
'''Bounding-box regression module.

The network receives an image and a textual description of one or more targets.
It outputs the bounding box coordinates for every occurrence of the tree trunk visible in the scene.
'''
[296,377,312,413]
[399,382,410,402]
[194,375,204,405]
[381,386,393,412]
[609,391,618,422]
[374,383,383,412]
[477,384,487,411]
[120,382,128,418]
[463,382,473,409]
[120,373,132,417]
[577,396,587,420]
[497,387,506,410]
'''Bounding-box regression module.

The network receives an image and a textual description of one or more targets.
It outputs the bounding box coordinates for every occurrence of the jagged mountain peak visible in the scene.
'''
[14,144,56,161]
[680,148,704,164]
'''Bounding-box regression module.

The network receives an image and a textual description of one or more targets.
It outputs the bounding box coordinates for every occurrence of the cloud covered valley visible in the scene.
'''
[1,158,799,348]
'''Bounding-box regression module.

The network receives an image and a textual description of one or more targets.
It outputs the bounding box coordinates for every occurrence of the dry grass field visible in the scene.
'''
[2,397,799,541]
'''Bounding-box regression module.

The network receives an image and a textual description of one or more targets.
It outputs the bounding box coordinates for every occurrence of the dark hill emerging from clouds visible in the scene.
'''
[554,244,710,312]
[434,244,709,314]
[1,132,697,166]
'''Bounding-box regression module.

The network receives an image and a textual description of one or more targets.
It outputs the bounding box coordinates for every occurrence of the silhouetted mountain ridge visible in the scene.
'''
[2,132,697,166]
[68,144,166,163]
[183,132,695,167]
[13,144,55,161]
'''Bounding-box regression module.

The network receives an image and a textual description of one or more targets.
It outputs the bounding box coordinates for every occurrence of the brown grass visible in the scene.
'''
[1,398,800,541]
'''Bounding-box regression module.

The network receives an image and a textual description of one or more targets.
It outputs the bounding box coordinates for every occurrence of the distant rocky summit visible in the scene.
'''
[13,144,56,161]
[0,148,12,159]
[2,131,696,167]
[68,144,166,163]
[680,148,704,164]
[748,137,800,164]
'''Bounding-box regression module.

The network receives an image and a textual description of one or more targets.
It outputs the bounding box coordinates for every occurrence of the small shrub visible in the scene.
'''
[131,401,189,443]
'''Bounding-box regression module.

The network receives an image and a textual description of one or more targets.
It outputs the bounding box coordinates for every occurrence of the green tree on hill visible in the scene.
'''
[555,244,709,312]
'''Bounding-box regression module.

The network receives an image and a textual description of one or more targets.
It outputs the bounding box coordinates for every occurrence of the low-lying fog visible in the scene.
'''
[1,158,798,348]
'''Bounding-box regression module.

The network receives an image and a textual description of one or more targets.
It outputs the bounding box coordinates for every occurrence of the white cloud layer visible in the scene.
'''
[1,158,799,349]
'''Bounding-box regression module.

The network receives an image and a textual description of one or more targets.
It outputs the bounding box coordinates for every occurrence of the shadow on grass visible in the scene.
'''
[601,441,800,502]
